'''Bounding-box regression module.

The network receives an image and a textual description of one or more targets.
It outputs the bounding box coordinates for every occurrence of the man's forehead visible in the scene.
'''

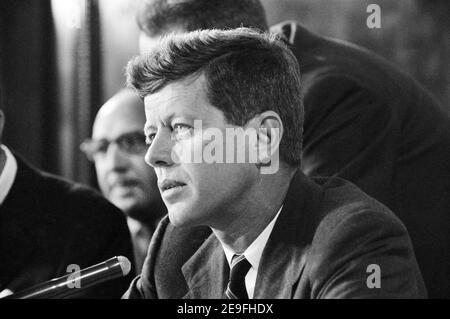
[143,76,209,120]
[93,97,146,138]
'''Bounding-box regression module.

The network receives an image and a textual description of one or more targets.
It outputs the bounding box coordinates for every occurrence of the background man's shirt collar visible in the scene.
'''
[0,145,18,204]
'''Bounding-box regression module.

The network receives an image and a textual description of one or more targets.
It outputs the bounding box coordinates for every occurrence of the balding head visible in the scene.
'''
[93,89,145,139]
[89,89,164,223]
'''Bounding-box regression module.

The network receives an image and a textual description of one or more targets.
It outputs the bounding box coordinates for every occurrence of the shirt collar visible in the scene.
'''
[222,205,283,271]
[0,145,18,204]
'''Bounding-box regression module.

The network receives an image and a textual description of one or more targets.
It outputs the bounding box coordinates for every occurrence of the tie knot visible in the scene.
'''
[225,254,252,299]
[230,254,251,275]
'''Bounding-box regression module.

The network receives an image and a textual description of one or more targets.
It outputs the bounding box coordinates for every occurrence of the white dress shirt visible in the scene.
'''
[221,206,282,299]
[0,145,18,205]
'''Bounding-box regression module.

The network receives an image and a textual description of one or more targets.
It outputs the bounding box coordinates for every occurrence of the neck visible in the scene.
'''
[212,168,296,253]
[128,200,166,230]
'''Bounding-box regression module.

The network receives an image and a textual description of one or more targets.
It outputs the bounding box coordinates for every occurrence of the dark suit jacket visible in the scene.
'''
[270,22,450,298]
[124,171,426,299]
[0,154,135,298]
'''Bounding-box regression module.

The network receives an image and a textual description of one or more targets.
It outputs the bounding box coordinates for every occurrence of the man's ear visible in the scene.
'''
[0,109,5,142]
[253,111,283,167]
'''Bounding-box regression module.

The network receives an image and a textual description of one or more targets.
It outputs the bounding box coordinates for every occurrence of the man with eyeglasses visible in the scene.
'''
[0,85,134,298]
[82,89,166,273]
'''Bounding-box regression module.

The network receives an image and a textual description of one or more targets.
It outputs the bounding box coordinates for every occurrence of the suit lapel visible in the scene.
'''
[253,171,324,298]
[181,233,229,299]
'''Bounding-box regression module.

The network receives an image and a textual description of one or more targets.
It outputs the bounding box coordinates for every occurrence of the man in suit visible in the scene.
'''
[123,28,425,298]
[135,0,450,298]
[0,94,135,298]
[82,89,166,273]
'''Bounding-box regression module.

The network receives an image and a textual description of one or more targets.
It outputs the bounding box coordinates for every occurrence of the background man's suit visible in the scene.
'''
[0,154,135,298]
[274,21,450,298]
[124,172,426,298]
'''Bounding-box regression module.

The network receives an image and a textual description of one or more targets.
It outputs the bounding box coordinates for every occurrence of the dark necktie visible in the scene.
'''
[225,254,252,299]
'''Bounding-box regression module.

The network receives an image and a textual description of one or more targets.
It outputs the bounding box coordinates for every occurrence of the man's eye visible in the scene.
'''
[173,124,193,139]
[96,140,109,154]
[146,134,156,146]
[121,136,136,147]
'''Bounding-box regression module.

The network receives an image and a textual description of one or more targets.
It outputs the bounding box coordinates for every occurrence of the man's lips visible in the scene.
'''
[158,179,187,192]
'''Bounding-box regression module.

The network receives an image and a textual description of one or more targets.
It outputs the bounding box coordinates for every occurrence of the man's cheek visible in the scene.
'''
[171,135,205,164]
[171,140,190,164]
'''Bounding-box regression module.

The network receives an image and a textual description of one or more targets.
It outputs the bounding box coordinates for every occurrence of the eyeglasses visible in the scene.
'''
[80,131,147,161]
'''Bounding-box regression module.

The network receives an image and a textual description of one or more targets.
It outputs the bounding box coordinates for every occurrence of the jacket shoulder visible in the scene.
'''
[304,179,426,298]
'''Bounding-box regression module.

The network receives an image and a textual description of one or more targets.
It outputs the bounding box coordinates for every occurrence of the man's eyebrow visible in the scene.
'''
[144,123,155,134]
[143,112,176,134]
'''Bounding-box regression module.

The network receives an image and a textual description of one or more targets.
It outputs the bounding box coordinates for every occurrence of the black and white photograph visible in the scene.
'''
[0,0,449,306]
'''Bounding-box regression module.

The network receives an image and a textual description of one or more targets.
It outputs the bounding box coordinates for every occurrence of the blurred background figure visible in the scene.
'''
[82,89,166,273]
[0,86,134,298]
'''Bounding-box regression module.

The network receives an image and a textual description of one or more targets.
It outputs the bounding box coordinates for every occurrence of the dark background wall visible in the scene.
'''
[262,0,450,109]
[1,0,100,184]
[1,0,449,185]
[0,0,58,172]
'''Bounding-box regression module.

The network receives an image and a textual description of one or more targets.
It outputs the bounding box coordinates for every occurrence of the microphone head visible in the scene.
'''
[117,256,132,276]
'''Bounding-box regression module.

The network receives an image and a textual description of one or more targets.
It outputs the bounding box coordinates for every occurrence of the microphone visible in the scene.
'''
[5,256,131,299]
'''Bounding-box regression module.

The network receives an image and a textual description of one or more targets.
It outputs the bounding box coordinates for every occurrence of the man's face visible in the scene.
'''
[92,94,161,221]
[144,76,258,229]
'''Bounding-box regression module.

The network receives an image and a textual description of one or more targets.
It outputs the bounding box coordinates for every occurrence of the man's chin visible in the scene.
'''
[113,198,161,222]
[110,196,138,213]
[167,205,204,228]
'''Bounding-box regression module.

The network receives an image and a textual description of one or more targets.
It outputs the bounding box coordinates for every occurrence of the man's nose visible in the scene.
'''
[145,132,174,168]
[104,143,129,171]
